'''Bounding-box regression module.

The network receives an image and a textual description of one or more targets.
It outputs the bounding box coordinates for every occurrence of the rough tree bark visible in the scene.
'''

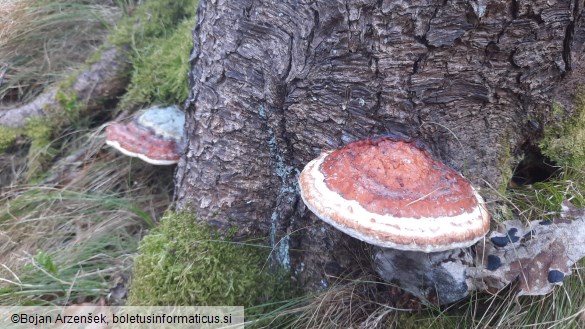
[176,0,585,290]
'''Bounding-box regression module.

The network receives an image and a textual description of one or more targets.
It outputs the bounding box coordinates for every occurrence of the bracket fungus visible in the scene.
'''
[299,137,491,252]
[105,105,185,165]
[298,137,491,304]
[299,137,585,304]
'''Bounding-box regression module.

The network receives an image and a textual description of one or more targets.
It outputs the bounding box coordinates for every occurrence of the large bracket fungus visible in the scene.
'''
[299,137,585,305]
[299,137,490,304]
[299,137,491,252]
[105,105,186,165]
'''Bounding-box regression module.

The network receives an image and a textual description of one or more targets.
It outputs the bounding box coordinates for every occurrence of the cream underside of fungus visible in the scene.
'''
[105,139,179,165]
[299,149,490,253]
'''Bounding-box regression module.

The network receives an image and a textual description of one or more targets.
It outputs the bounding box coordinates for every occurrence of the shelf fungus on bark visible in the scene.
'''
[299,138,585,304]
[105,105,186,165]
[298,137,491,304]
[468,200,585,297]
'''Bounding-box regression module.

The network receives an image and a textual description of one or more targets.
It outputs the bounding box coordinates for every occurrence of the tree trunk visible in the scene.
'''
[176,0,585,290]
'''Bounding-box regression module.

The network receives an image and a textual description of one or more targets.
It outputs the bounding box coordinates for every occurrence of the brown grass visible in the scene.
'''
[0,0,121,104]
[0,127,174,305]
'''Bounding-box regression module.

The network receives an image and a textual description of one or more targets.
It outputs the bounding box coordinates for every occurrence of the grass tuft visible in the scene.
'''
[506,169,585,223]
[0,186,152,305]
[0,0,122,104]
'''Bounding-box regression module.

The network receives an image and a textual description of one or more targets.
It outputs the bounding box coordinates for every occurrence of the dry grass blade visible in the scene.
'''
[248,277,416,329]
[0,126,173,305]
[0,0,121,104]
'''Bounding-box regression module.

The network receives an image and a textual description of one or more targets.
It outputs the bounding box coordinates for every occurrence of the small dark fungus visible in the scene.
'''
[547,270,565,284]
[486,255,502,271]
[490,236,509,247]
[507,228,520,243]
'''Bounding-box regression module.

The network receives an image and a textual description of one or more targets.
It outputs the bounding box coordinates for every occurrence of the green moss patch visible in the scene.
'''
[540,94,585,169]
[24,117,58,180]
[0,126,21,152]
[55,89,81,122]
[128,212,292,309]
[110,0,197,48]
[112,0,198,110]
[118,18,193,109]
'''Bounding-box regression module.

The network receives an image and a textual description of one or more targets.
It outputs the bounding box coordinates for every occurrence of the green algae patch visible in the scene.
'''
[540,95,585,169]
[128,212,292,309]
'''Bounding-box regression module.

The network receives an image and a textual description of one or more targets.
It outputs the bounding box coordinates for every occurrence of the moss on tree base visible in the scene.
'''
[541,91,585,170]
[128,211,294,309]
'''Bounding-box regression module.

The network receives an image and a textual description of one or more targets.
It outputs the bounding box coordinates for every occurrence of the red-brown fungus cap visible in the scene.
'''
[105,106,185,165]
[298,138,490,252]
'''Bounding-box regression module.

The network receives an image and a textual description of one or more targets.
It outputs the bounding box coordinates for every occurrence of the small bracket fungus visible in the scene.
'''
[299,137,490,253]
[105,105,185,165]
